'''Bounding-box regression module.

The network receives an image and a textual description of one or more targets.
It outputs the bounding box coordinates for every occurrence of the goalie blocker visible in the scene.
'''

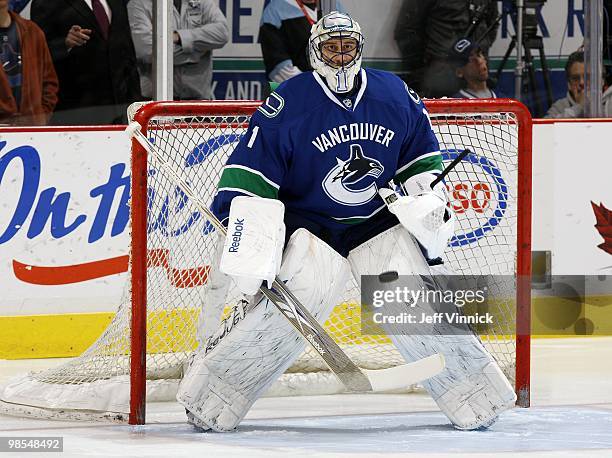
[219,196,285,296]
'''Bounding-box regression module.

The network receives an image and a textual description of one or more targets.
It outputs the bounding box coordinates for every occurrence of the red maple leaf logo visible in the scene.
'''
[591,201,612,256]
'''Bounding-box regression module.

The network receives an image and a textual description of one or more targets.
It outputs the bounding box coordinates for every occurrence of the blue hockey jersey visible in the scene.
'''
[212,68,442,253]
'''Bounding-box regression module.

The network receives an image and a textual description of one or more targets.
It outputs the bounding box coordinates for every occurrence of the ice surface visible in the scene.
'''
[1,338,611,458]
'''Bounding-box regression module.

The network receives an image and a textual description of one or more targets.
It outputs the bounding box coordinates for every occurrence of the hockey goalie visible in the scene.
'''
[176,11,516,432]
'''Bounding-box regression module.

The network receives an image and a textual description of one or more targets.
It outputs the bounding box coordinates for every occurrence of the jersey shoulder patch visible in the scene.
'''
[404,83,422,105]
[257,92,286,118]
[255,72,324,125]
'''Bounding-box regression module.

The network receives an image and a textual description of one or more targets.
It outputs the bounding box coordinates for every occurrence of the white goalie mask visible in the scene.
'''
[309,12,364,94]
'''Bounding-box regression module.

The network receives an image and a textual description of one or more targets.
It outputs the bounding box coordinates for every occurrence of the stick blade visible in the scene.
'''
[364,353,445,392]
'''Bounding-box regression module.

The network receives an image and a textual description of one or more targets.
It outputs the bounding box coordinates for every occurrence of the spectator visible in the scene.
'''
[128,0,228,101]
[30,0,142,125]
[394,0,498,98]
[451,38,501,99]
[545,51,584,118]
[0,0,58,125]
[259,0,345,84]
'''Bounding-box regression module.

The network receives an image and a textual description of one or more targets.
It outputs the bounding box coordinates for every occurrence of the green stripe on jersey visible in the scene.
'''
[334,217,369,225]
[393,155,443,185]
[218,167,279,199]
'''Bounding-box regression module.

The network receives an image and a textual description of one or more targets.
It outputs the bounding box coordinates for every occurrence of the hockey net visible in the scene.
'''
[0,99,532,424]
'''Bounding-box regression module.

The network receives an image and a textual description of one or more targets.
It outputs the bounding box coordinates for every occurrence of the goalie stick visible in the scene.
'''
[126,120,445,393]
[430,148,471,188]
[391,149,471,201]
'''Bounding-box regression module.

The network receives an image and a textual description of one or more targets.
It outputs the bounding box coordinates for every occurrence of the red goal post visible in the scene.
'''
[129,98,532,425]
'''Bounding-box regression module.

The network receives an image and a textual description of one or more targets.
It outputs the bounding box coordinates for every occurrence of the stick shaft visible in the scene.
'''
[430,149,471,188]
[131,128,373,392]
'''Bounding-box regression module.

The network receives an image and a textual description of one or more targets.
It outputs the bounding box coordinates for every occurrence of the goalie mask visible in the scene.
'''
[309,12,364,94]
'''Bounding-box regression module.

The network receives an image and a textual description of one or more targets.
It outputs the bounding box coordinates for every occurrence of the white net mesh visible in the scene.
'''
[0,102,526,420]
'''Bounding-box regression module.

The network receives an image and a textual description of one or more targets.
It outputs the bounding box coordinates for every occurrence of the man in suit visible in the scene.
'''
[31,0,141,125]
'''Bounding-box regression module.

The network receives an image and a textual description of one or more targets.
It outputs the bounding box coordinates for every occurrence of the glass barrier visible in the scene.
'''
[3,0,612,125]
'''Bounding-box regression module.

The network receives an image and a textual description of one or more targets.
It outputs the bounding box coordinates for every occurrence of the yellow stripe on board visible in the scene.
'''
[0,313,114,359]
[1,295,612,360]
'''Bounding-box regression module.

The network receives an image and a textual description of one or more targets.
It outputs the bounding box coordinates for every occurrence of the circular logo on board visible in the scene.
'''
[441,149,509,247]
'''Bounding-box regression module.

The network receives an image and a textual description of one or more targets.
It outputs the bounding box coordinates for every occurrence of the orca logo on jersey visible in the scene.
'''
[322,144,384,206]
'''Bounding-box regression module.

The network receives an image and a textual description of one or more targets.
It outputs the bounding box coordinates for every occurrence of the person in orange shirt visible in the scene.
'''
[0,0,58,126]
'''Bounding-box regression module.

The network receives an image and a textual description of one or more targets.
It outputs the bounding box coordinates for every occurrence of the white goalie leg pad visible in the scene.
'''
[348,225,516,430]
[177,228,351,432]
[196,235,232,345]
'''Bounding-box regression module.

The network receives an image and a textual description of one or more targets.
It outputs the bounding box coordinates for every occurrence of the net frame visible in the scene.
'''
[128,98,532,425]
